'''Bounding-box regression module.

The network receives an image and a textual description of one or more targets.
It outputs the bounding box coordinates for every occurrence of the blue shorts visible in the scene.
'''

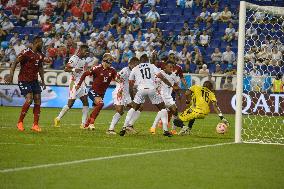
[88,89,104,102]
[18,80,42,96]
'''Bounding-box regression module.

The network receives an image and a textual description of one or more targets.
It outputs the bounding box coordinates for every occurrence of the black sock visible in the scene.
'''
[188,119,195,130]
[173,119,185,128]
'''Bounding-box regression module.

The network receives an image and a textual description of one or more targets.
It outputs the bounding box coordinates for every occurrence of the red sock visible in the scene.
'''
[18,101,31,123]
[89,103,104,124]
[33,104,41,125]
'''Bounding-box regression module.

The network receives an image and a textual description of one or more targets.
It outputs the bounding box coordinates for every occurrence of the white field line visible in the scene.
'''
[0,142,234,173]
[0,123,107,129]
[0,142,156,151]
[243,141,284,146]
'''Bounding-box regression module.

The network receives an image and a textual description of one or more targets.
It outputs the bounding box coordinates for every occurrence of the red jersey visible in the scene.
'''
[18,48,44,82]
[158,63,184,79]
[71,5,83,18]
[79,64,117,96]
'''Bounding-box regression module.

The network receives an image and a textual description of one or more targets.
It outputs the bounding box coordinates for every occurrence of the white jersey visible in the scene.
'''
[129,62,161,90]
[159,70,180,98]
[68,55,88,85]
[115,67,131,94]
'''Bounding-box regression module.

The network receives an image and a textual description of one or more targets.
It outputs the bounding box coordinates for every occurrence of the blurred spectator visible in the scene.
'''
[18,9,30,27]
[196,7,211,23]
[211,48,222,64]
[129,0,142,14]
[53,34,64,48]
[143,28,155,42]
[271,73,283,93]
[158,45,168,60]
[10,32,20,45]
[135,46,147,59]
[222,46,235,64]
[124,29,134,43]
[246,26,257,38]
[204,21,213,36]
[271,47,283,66]
[100,25,112,39]
[93,45,105,59]
[28,0,40,18]
[107,36,118,50]
[165,31,176,46]
[120,12,131,28]
[187,31,196,46]
[68,26,80,39]
[42,32,53,47]
[101,0,112,12]
[190,46,203,65]
[214,64,223,74]
[245,48,256,63]
[118,36,129,51]
[41,18,53,32]
[39,12,49,25]
[178,47,190,67]
[13,39,26,55]
[223,23,236,42]
[82,0,93,20]
[168,43,178,56]
[96,33,107,49]
[145,0,159,7]
[143,37,154,51]
[54,1,67,17]
[253,11,265,23]
[182,21,190,35]
[199,30,210,47]
[192,22,201,36]
[199,64,209,74]
[84,19,95,35]
[109,13,121,29]
[75,18,85,34]
[71,2,83,19]
[129,13,142,32]
[110,45,120,62]
[2,17,14,33]
[121,46,134,62]
[133,36,143,51]
[220,6,232,22]
[211,6,221,22]
[225,64,236,75]
[22,34,30,46]
[223,76,234,91]
[63,17,75,32]
[145,6,160,27]
[176,30,187,46]
[256,45,271,65]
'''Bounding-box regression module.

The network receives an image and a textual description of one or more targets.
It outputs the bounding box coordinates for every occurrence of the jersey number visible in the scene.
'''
[103,76,108,82]
[201,89,210,103]
[140,68,151,79]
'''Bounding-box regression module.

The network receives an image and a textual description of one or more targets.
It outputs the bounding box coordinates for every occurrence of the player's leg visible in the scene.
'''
[108,105,124,134]
[31,93,42,132]
[87,96,104,130]
[17,93,33,131]
[80,95,89,128]
[168,104,179,134]
[54,99,76,127]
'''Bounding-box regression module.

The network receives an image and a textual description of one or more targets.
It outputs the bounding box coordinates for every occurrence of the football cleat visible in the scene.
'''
[106,130,117,135]
[178,127,190,136]
[54,118,60,127]
[31,124,41,132]
[126,126,137,134]
[163,131,173,137]
[88,124,95,130]
[170,130,178,135]
[150,127,156,135]
[17,122,25,131]
[80,124,86,129]
[119,128,126,136]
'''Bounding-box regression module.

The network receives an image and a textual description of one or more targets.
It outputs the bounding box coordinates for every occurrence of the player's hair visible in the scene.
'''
[140,54,149,63]
[203,81,213,91]
[166,60,174,65]
[33,36,42,42]
[129,57,139,64]
[80,44,89,50]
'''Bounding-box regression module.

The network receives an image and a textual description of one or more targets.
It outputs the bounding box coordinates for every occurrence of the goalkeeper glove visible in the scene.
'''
[218,113,229,126]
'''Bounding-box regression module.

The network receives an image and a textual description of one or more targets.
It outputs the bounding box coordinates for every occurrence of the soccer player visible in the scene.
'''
[107,57,140,134]
[76,53,117,130]
[54,45,90,128]
[5,36,45,132]
[119,54,179,137]
[173,81,229,135]
[150,61,180,135]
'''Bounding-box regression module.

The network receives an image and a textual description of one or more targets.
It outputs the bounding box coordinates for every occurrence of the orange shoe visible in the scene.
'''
[31,124,41,132]
[17,122,25,131]
[170,130,177,135]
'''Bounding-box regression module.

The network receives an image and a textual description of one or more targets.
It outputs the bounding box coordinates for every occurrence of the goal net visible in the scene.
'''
[235,1,284,144]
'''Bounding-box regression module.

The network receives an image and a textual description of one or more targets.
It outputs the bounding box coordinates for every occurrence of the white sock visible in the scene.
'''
[123,108,135,127]
[160,109,169,132]
[82,106,89,125]
[57,105,69,120]
[129,110,141,126]
[109,112,121,130]
[151,111,162,129]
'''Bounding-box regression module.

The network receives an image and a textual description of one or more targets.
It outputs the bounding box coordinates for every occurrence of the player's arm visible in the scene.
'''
[185,89,192,104]
[5,55,23,84]
[129,80,135,100]
[38,61,46,90]
[212,101,229,126]
[156,72,179,90]
[75,70,92,90]
[64,63,83,73]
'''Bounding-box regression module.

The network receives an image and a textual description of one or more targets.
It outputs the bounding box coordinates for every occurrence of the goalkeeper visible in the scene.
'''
[173,81,229,135]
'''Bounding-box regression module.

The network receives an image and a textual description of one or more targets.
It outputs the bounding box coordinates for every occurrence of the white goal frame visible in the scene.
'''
[235,1,284,143]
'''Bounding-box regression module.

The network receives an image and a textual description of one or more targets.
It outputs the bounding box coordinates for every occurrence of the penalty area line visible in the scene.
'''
[0,142,234,173]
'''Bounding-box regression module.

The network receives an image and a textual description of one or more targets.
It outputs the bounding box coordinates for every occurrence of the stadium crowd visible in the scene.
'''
[0,0,283,76]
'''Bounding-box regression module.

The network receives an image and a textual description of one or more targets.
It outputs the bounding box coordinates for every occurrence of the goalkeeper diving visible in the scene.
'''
[173,81,229,135]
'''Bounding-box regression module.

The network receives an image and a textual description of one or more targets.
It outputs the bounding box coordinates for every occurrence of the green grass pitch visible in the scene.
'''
[0,107,283,189]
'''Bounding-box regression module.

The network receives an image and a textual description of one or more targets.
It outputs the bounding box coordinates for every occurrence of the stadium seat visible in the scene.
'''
[189,63,197,73]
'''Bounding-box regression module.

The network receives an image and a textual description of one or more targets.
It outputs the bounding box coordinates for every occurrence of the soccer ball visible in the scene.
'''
[216,123,228,134]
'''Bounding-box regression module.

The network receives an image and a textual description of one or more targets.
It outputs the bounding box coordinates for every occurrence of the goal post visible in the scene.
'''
[235,1,284,144]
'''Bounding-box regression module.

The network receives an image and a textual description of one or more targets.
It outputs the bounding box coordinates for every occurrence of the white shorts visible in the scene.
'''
[162,95,176,107]
[68,84,88,100]
[134,88,163,105]
[112,90,132,106]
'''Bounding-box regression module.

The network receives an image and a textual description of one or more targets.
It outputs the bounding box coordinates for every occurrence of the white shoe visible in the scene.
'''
[178,127,190,136]
[126,126,137,134]
[106,130,117,135]
[88,124,95,131]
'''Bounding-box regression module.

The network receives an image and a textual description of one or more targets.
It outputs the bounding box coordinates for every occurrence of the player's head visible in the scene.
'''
[102,53,113,68]
[165,61,174,74]
[32,36,43,52]
[203,81,214,91]
[78,44,89,58]
[128,57,139,70]
[140,54,149,63]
